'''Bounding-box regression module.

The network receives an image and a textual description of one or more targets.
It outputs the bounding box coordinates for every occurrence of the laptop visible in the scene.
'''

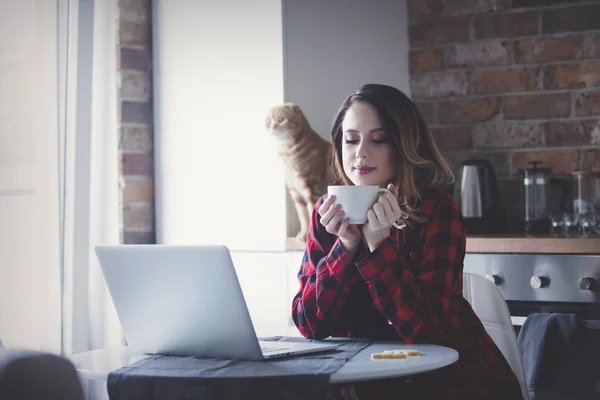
[95,244,339,360]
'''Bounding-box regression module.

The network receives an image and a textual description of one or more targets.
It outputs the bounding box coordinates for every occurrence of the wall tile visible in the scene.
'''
[121,101,152,123]
[439,97,499,123]
[446,41,509,68]
[503,93,571,120]
[122,153,153,175]
[472,117,544,148]
[118,21,150,46]
[583,32,600,58]
[542,4,600,34]
[120,47,150,71]
[514,35,582,64]
[122,203,153,231]
[431,125,472,151]
[120,71,151,101]
[407,0,444,25]
[543,61,600,89]
[415,101,436,125]
[575,91,600,116]
[546,119,600,146]
[443,0,510,17]
[474,11,539,39]
[119,0,150,23]
[411,71,470,99]
[124,231,155,244]
[122,178,154,203]
[410,49,444,73]
[475,67,539,94]
[120,124,152,152]
[410,18,470,46]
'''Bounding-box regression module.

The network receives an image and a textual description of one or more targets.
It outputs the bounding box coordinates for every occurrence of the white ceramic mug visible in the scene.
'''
[327,185,393,224]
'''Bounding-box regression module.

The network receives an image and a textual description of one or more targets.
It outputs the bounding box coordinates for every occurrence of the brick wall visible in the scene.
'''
[408,0,600,228]
[117,0,155,244]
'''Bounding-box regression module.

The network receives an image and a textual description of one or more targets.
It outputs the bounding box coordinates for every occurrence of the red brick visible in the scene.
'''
[545,119,599,146]
[120,124,153,152]
[120,71,151,101]
[119,0,150,23]
[583,32,600,58]
[415,102,436,125]
[430,126,472,151]
[410,18,469,46]
[582,148,600,171]
[503,94,571,120]
[511,150,577,175]
[472,117,544,149]
[446,41,509,68]
[121,101,152,124]
[411,71,469,99]
[120,47,150,71]
[118,21,150,46]
[123,203,153,231]
[544,61,600,90]
[122,153,153,175]
[474,11,539,39]
[407,0,443,25]
[439,97,499,123]
[576,91,600,116]
[410,49,444,73]
[443,0,509,17]
[475,68,538,94]
[123,231,155,244]
[123,178,154,202]
[542,4,600,34]
[514,36,582,64]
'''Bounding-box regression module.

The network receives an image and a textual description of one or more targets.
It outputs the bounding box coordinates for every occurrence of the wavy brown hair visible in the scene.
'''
[330,83,454,224]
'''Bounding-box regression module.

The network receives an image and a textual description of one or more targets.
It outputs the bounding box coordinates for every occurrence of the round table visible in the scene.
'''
[71,341,458,384]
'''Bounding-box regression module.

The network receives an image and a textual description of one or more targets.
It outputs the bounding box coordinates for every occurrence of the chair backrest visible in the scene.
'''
[0,350,84,400]
[462,273,528,400]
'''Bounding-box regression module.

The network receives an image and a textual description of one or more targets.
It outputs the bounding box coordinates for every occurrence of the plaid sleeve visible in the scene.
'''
[291,197,358,339]
[356,192,465,343]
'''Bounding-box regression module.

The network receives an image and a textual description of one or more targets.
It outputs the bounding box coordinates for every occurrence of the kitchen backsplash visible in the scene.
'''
[408,0,600,222]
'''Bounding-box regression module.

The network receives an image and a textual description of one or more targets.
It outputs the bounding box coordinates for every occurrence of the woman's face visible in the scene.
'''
[341,101,395,187]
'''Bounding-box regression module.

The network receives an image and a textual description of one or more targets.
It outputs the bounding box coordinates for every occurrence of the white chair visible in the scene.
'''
[462,272,529,400]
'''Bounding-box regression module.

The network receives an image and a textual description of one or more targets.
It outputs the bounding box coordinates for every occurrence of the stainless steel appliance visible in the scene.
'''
[464,253,600,397]
[457,159,504,234]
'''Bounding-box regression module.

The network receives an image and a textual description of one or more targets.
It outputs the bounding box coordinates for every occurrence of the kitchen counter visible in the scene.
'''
[286,236,600,254]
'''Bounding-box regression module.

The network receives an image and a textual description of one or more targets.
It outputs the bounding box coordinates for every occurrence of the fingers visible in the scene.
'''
[317,194,336,217]
[380,190,401,217]
[325,209,346,234]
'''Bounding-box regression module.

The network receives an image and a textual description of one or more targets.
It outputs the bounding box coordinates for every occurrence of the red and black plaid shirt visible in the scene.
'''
[292,189,521,399]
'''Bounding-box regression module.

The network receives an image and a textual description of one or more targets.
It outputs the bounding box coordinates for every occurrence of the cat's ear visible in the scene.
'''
[292,105,300,113]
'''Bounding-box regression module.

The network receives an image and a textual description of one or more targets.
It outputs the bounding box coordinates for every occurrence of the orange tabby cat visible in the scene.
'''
[266,103,336,242]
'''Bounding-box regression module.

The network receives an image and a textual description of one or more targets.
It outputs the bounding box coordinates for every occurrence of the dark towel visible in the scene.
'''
[518,313,584,399]
[107,336,371,400]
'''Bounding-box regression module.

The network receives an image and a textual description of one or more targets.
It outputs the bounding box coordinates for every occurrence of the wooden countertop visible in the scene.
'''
[286,236,600,254]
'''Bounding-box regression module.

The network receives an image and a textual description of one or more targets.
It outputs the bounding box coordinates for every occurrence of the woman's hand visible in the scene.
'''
[318,194,362,255]
[363,183,402,252]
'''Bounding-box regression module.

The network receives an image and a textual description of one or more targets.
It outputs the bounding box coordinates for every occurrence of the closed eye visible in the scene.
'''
[344,140,359,144]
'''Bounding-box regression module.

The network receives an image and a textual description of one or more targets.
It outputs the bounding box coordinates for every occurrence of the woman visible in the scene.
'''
[291,84,521,399]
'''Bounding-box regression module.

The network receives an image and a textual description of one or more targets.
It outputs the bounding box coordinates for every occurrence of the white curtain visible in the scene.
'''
[59,0,123,358]
[0,0,122,367]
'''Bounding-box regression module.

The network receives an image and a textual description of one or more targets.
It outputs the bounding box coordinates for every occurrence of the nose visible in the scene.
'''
[356,141,369,159]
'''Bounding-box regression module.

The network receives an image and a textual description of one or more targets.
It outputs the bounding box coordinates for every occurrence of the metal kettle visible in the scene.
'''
[457,159,504,234]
